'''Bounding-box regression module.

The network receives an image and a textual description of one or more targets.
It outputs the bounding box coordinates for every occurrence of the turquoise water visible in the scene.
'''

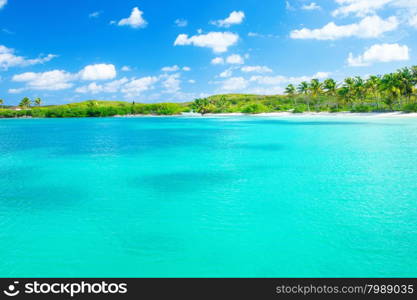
[1,116,417,277]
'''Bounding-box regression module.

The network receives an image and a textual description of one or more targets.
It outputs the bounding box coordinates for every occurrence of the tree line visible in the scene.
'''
[284,66,417,112]
[191,66,417,114]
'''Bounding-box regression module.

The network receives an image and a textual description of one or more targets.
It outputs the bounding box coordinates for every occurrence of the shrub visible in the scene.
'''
[403,103,417,113]
[351,105,372,113]
[242,103,270,114]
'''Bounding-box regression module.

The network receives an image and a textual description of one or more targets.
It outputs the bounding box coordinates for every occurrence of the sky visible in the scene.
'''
[0,0,417,105]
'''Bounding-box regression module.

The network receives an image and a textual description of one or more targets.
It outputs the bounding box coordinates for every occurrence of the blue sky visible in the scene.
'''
[1,0,417,105]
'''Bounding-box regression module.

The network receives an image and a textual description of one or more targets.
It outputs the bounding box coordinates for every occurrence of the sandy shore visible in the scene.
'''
[183,112,417,118]
[113,111,417,118]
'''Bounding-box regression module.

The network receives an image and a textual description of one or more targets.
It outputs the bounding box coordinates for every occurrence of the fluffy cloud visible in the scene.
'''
[250,72,330,85]
[12,70,75,91]
[332,0,391,17]
[241,66,273,73]
[121,76,159,98]
[210,11,245,28]
[76,78,129,94]
[0,45,56,70]
[347,43,409,66]
[286,1,295,11]
[175,19,188,27]
[332,0,417,18]
[0,0,7,9]
[161,65,191,72]
[211,57,225,65]
[121,66,131,71]
[221,77,248,91]
[302,2,321,10]
[161,73,181,93]
[290,16,398,40]
[226,54,244,64]
[78,64,116,80]
[162,65,180,72]
[219,68,233,78]
[89,11,101,18]
[118,7,147,29]
[12,63,118,92]
[174,32,239,53]
[410,14,417,28]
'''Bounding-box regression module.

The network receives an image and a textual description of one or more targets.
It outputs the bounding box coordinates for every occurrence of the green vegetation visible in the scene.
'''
[0,100,188,118]
[1,66,417,118]
[190,66,417,114]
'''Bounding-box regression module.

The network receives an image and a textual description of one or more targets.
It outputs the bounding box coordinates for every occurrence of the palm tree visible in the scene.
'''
[323,78,337,109]
[353,76,366,106]
[297,81,310,111]
[343,77,355,108]
[380,73,401,110]
[398,68,413,105]
[191,98,213,115]
[19,97,31,109]
[34,97,42,107]
[309,79,322,97]
[365,75,381,108]
[285,84,297,106]
[309,79,322,111]
[0,99,4,108]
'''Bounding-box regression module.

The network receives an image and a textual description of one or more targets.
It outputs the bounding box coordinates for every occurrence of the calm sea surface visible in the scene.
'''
[1,116,417,277]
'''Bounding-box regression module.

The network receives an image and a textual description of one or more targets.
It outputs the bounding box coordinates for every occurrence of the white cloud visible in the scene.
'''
[78,64,116,81]
[182,66,191,71]
[250,72,330,86]
[8,88,25,94]
[161,73,181,93]
[347,43,409,66]
[226,54,244,64]
[409,14,417,28]
[211,57,225,64]
[0,0,7,9]
[290,15,398,40]
[89,11,101,18]
[75,82,102,94]
[118,7,147,29]
[174,32,239,53]
[248,32,279,38]
[0,45,56,70]
[211,11,245,28]
[121,76,158,98]
[76,78,129,94]
[162,65,180,72]
[219,68,233,78]
[12,70,75,91]
[188,79,196,84]
[302,3,321,10]
[286,1,295,11]
[121,66,131,71]
[175,19,188,27]
[333,0,391,17]
[332,0,417,17]
[221,77,248,91]
[12,63,118,92]
[241,66,273,73]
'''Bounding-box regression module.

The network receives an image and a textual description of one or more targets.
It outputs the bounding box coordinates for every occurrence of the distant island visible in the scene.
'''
[1,66,417,118]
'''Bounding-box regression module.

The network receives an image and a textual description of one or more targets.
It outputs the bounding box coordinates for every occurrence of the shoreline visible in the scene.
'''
[116,111,417,118]
[2,111,417,120]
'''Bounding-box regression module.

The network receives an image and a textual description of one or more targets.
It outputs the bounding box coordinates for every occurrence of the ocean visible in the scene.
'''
[1,116,417,277]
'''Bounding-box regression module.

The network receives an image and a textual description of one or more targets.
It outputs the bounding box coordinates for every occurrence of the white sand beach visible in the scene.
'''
[185,112,417,118]
[112,112,417,118]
